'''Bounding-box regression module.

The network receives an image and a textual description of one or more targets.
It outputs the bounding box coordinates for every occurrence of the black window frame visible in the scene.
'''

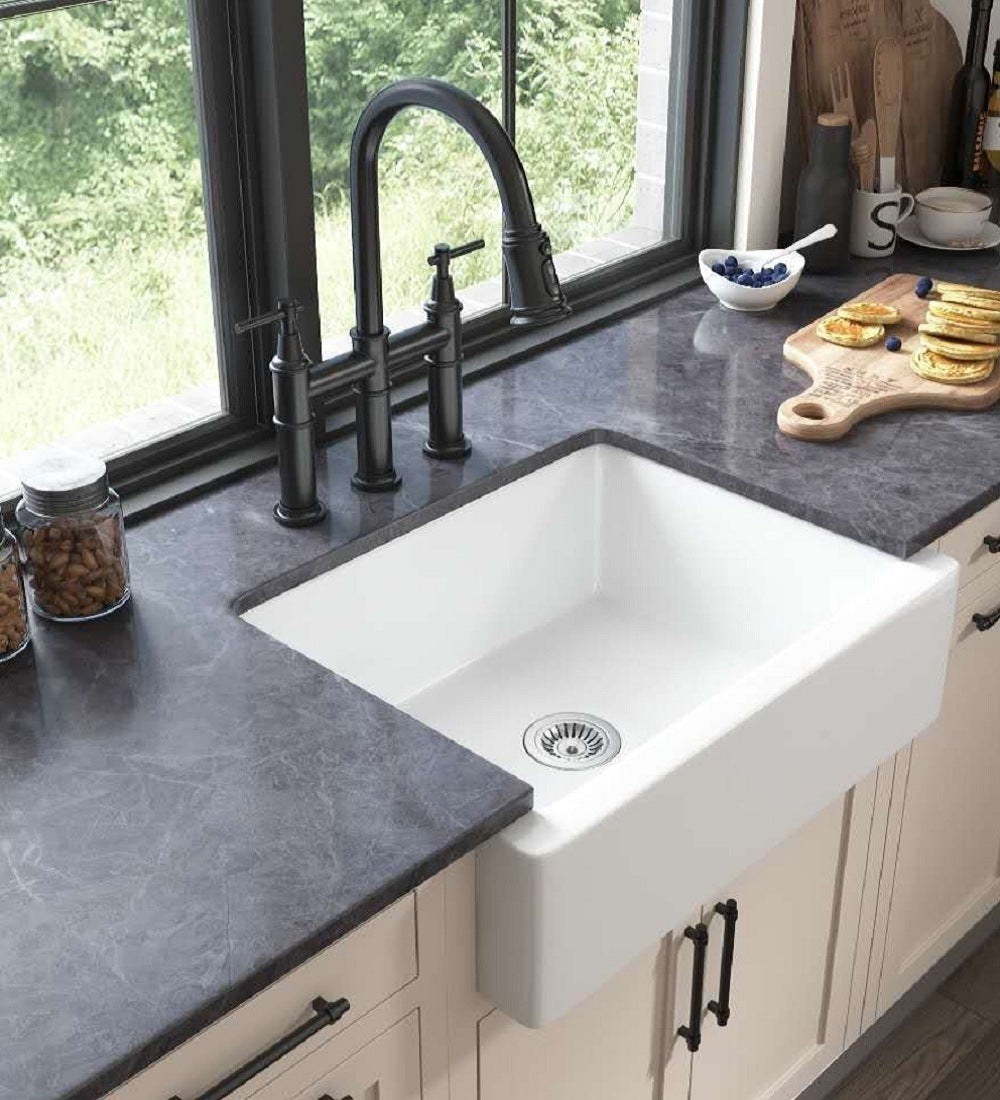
[0,0,748,515]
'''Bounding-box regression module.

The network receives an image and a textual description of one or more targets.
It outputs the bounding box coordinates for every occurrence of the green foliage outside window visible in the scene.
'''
[0,0,639,461]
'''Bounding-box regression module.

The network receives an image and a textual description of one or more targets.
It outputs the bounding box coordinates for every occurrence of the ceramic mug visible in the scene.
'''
[850,187,915,258]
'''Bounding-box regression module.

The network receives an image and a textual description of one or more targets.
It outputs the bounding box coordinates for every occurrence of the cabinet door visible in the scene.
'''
[875,568,1000,1015]
[690,792,865,1100]
[478,920,697,1100]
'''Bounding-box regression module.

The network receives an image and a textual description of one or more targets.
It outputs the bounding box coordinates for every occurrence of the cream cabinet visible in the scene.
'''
[872,564,1000,1016]
[478,931,695,1100]
[105,880,449,1100]
[689,792,868,1100]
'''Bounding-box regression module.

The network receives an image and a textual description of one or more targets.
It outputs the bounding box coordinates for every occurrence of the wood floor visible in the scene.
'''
[827,928,1000,1100]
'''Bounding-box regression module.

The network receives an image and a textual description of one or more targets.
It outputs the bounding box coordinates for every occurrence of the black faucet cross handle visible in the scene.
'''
[427,238,486,277]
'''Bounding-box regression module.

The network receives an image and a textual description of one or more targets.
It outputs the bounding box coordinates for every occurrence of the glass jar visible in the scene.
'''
[0,521,30,661]
[15,451,131,622]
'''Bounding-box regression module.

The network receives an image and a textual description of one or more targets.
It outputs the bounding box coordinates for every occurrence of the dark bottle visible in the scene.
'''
[795,113,852,273]
[944,0,995,188]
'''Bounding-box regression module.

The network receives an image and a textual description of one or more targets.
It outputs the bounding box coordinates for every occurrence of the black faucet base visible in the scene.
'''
[273,500,327,528]
[351,469,402,492]
[423,438,472,460]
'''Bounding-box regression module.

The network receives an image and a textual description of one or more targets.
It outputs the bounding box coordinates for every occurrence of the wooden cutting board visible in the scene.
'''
[779,273,1000,441]
[791,0,962,192]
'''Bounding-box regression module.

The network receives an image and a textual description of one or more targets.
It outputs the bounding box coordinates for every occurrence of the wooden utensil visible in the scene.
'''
[856,118,878,191]
[874,39,904,192]
[830,61,859,134]
[779,274,1000,442]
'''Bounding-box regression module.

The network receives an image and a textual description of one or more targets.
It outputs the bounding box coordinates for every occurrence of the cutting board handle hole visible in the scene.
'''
[793,401,829,421]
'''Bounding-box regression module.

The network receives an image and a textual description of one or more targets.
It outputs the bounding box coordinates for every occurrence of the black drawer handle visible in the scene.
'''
[168,996,350,1100]
[973,606,1000,632]
[677,923,709,1052]
[318,1095,353,1100]
[984,536,1000,554]
[707,899,739,1027]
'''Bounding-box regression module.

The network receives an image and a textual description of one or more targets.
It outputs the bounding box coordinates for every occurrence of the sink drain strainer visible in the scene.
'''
[523,713,622,771]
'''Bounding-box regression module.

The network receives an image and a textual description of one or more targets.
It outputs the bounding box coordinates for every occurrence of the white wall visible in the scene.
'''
[935,0,1000,53]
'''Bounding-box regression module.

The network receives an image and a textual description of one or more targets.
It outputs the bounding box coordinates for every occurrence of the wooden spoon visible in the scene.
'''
[874,39,904,192]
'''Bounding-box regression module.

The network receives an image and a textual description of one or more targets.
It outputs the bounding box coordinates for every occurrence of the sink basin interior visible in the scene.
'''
[244,443,918,809]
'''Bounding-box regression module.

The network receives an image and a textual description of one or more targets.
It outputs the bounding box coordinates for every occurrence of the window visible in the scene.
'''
[303,0,710,357]
[0,0,745,508]
[0,0,222,496]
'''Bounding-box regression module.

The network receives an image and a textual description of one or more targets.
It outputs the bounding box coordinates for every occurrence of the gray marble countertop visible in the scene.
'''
[4,243,1000,1100]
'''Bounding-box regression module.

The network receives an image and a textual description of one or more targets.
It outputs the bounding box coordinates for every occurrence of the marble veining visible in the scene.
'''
[3,244,1000,1100]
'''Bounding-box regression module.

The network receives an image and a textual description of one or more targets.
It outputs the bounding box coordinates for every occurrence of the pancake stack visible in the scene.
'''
[915,285,1000,385]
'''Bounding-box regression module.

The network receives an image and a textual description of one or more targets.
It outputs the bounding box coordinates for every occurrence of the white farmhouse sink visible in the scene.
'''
[244,442,957,1027]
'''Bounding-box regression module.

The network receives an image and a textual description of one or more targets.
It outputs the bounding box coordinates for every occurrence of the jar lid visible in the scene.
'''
[19,450,110,516]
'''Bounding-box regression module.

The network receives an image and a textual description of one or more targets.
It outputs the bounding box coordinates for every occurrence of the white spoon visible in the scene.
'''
[751,223,838,272]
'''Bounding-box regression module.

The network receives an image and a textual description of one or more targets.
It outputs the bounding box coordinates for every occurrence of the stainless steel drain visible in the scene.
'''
[523,713,622,771]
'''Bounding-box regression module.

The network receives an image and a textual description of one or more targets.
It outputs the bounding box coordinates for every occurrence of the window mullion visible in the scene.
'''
[187,0,261,423]
[243,0,322,367]
[501,0,516,306]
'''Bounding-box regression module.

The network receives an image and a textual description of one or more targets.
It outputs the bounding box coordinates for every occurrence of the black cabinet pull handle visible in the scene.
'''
[318,1095,353,1100]
[707,899,739,1027]
[973,606,1000,632]
[677,923,709,1052]
[984,536,1000,554]
[168,996,350,1100]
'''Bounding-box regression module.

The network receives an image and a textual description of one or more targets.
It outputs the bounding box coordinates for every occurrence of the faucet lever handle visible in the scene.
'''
[427,239,486,276]
[235,298,302,335]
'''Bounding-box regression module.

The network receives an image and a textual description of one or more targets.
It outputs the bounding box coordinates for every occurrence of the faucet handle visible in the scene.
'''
[427,239,485,277]
[234,299,302,335]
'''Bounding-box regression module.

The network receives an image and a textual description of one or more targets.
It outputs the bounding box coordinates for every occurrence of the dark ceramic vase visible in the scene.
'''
[795,113,853,273]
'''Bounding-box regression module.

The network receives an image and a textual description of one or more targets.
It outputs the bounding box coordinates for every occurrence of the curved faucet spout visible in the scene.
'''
[349,77,569,344]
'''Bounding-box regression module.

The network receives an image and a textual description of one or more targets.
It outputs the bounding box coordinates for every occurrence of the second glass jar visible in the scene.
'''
[15,452,131,622]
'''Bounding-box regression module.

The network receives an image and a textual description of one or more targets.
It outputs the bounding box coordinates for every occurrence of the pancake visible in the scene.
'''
[837,301,903,325]
[918,333,1000,361]
[918,320,999,346]
[938,292,1000,321]
[910,348,996,386]
[927,301,1000,332]
[816,316,884,348]
[934,280,1000,304]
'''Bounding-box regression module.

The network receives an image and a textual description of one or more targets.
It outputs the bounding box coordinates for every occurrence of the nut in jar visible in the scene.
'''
[15,450,131,623]
[0,524,29,661]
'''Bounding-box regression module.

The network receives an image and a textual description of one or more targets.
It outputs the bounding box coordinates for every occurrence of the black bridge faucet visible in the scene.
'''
[238,77,569,526]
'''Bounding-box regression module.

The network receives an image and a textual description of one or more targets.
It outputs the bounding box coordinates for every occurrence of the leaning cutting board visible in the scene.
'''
[779,273,1000,441]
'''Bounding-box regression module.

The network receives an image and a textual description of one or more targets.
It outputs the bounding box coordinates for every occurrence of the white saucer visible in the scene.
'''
[896,214,1000,251]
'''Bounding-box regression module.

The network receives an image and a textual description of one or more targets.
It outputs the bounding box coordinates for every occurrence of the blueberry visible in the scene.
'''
[885,335,902,352]
[760,267,773,277]
[915,276,933,298]
[712,262,726,276]
[774,271,787,283]
[725,255,739,269]
[737,272,754,286]
[773,262,787,276]
[759,271,774,284]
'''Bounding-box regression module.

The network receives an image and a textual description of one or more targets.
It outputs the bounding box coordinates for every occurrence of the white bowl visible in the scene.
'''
[915,186,992,246]
[698,248,805,312]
